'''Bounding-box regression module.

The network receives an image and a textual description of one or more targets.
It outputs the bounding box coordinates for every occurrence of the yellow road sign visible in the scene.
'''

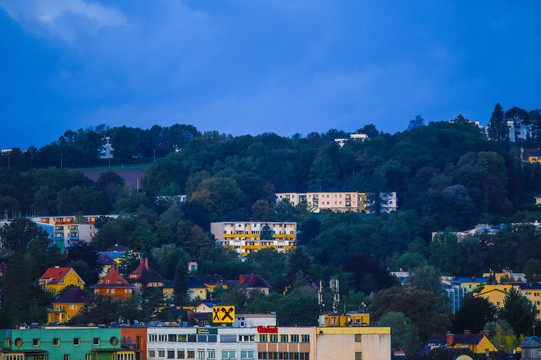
[212,306,235,323]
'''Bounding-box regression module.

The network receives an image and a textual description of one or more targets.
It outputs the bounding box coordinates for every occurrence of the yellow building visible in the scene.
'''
[319,313,370,327]
[275,192,397,213]
[474,284,513,308]
[422,332,498,354]
[210,222,296,257]
[518,284,541,319]
[47,287,87,324]
[39,267,85,294]
[316,326,391,360]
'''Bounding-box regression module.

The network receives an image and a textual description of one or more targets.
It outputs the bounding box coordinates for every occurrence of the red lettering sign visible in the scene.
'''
[257,326,278,333]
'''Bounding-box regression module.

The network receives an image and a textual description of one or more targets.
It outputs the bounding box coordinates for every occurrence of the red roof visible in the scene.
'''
[40,267,76,285]
[129,258,165,283]
[90,267,134,289]
[239,274,271,288]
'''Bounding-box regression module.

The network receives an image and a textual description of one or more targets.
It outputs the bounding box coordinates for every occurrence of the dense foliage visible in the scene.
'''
[2,106,541,352]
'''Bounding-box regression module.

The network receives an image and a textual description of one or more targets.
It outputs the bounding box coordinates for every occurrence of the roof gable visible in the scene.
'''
[40,267,83,285]
[90,267,134,289]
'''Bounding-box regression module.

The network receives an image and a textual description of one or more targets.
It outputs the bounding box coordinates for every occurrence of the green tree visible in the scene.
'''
[408,265,442,297]
[487,103,508,142]
[451,296,497,334]
[0,218,50,256]
[379,312,421,353]
[499,287,537,336]
[523,258,541,283]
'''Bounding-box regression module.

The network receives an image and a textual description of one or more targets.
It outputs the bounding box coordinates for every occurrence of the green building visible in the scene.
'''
[0,327,135,360]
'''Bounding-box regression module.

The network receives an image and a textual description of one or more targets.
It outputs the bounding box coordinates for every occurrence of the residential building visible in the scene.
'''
[237,274,271,295]
[187,277,209,301]
[334,132,369,147]
[482,269,526,283]
[190,275,228,297]
[48,287,87,324]
[90,267,135,299]
[474,284,513,308]
[210,222,296,257]
[0,327,136,360]
[39,267,85,294]
[521,336,541,360]
[120,327,147,360]
[518,283,541,319]
[129,259,167,290]
[420,332,498,355]
[315,326,390,360]
[32,215,117,253]
[275,192,397,213]
[521,148,541,164]
[318,313,370,327]
[441,279,466,314]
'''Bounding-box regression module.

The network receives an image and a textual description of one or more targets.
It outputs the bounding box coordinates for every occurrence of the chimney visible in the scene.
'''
[446,332,454,347]
[145,258,149,269]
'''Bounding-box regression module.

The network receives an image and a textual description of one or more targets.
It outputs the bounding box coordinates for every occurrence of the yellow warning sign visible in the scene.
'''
[212,306,235,323]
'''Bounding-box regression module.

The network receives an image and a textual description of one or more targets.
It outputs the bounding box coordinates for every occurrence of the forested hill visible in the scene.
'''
[2,114,541,276]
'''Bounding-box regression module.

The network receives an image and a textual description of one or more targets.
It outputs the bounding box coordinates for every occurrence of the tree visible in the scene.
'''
[408,265,442,297]
[407,115,425,131]
[499,287,537,336]
[379,312,421,353]
[523,258,541,283]
[451,296,497,333]
[487,103,508,142]
[286,247,313,286]
[0,218,50,256]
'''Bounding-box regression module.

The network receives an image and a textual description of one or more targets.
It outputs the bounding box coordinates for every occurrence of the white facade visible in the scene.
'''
[147,327,258,360]
[275,192,397,214]
[233,314,276,328]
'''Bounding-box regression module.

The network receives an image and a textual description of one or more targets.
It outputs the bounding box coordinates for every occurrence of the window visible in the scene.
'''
[197,335,208,342]
[53,338,60,346]
[355,334,362,342]
[86,355,93,360]
[355,352,362,360]
[270,334,278,343]
[208,350,216,359]
[289,353,299,360]
[64,355,70,360]
[301,335,310,343]
[157,350,165,358]
[188,334,197,342]
[177,351,185,359]
[158,334,167,342]
[93,337,101,346]
[280,335,288,342]
[259,334,268,342]
[148,351,156,358]
[149,334,158,342]
[187,350,195,359]
[299,353,309,360]
[241,351,254,359]
[239,335,254,342]
[33,338,40,346]
[168,334,177,342]
[168,351,175,359]
[74,338,81,346]
[290,335,299,343]
[222,351,235,359]
[220,335,236,343]
[208,335,217,343]
[178,335,187,342]
[197,350,205,359]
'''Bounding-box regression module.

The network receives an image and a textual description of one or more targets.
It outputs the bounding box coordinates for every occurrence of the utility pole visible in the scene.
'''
[60,153,63,169]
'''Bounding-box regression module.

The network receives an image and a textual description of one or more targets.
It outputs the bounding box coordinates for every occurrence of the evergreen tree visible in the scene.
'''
[487,103,509,141]
[499,287,537,336]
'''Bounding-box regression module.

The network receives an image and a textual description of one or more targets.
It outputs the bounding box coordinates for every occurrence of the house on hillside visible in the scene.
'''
[128,258,167,290]
[39,267,85,294]
[420,332,498,355]
[90,267,135,299]
[48,287,87,324]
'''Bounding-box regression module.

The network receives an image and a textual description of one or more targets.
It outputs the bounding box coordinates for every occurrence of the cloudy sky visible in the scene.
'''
[1,1,540,148]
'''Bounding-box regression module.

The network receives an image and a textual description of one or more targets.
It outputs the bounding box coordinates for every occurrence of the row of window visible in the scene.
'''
[259,334,310,343]
[149,334,256,343]
[258,352,310,360]
[148,349,255,359]
[17,336,108,347]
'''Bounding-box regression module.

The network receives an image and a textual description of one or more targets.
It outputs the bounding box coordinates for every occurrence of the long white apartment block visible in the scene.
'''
[275,192,397,213]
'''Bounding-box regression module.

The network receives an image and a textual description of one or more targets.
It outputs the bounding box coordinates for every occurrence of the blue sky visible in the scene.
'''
[1,1,540,149]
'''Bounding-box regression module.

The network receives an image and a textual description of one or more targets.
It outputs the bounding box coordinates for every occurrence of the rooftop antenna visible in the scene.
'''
[330,278,340,315]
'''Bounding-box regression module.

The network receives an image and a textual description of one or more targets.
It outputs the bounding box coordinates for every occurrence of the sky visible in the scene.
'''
[1,1,540,149]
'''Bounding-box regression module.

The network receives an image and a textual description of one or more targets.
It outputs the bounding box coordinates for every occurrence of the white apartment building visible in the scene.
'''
[147,327,258,360]
[210,222,296,257]
[275,192,397,214]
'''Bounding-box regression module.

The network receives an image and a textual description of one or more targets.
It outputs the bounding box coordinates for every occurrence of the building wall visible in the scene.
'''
[48,302,84,324]
[94,287,133,298]
[121,328,148,360]
[316,327,390,360]
[257,327,316,360]
[44,269,85,294]
[147,327,258,360]
[2,327,127,360]
[210,222,297,257]
[275,192,397,214]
